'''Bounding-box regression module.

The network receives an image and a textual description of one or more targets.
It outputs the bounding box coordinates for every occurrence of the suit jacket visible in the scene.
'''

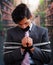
[3,24,51,65]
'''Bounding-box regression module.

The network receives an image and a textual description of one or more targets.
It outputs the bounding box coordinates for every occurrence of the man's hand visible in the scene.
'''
[21,36,34,52]
[22,36,28,47]
[27,37,33,47]
[22,36,33,47]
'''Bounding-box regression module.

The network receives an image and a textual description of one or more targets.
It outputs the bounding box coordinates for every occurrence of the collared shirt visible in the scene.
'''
[21,23,34,64]
[25,23,35,64]
[29,23,34,64]
[29,23,33,31]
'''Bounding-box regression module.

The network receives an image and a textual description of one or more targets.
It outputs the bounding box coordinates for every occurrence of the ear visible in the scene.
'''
[30,15,33,19]
[30,14,34,21]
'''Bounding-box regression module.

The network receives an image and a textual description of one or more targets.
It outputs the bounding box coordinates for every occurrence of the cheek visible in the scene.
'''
[25,24,29,28]
[26,24,29,27]
[26,23,30,27]
[23,24,29,28]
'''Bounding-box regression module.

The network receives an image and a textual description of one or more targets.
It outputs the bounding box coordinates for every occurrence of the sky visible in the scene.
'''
[16,0,40,13]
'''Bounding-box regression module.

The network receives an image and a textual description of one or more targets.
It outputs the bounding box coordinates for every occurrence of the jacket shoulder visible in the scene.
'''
[35,25,48,33]
[7,26,20,33]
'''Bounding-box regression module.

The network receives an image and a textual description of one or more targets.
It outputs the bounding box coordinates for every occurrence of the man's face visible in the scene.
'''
[18,17,31,29]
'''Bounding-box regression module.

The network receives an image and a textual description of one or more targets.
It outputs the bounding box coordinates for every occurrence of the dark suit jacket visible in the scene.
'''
[3,24,51,65]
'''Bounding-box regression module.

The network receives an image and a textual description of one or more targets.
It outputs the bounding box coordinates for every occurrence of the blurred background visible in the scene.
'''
[0,0,53,65]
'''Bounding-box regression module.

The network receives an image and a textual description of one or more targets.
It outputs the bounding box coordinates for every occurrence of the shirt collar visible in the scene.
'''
[29,23,33,31]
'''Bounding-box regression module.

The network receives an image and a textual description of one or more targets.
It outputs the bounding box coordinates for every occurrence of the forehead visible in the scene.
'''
[19,17,30,24]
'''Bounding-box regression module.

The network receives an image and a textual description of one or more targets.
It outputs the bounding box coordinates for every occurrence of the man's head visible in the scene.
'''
[12,3,32,30]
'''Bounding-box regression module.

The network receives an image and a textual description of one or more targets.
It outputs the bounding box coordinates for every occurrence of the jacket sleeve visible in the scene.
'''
[3,48,23,65]
[6,30,13,42]
[3,30,23,65]
[30,28,51,64]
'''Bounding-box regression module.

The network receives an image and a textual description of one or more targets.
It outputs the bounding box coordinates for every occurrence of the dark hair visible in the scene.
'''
[12,3,31,24]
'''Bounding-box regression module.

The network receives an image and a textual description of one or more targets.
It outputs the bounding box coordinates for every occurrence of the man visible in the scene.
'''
[3,3,51,65]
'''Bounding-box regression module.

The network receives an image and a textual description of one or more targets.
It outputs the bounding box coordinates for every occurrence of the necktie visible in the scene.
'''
[21,31,30,65]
